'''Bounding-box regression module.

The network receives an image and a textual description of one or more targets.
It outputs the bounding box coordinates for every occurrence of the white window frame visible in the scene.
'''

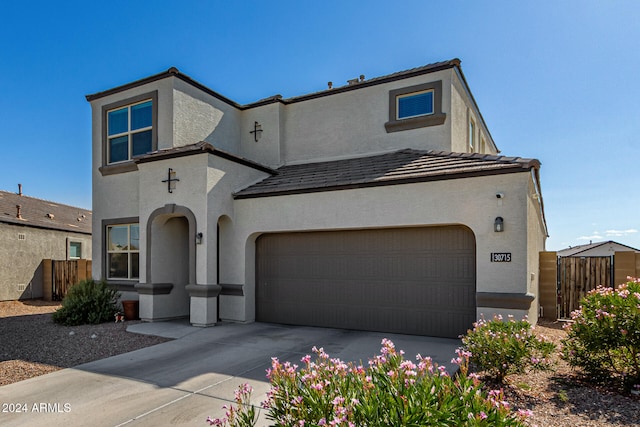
[468,118,476,152]
[396,89,435,120]
[106,223,140,280]
[68,241,82,260]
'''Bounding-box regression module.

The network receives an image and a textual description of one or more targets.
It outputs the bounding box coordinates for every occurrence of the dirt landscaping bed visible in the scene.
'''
[0,300,171,386]
[473,320,640,426]
[1,301,639,426]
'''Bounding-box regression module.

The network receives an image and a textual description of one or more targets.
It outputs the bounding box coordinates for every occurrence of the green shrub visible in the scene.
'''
[207,339,533,426]
[52,279,120,326]
[562,278,640,391]
[461,314,556,383]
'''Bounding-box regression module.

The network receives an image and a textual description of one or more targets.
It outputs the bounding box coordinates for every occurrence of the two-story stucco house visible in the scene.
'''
[87,58,547,338]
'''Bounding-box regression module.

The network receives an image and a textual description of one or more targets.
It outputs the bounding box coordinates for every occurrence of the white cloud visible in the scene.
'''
[577,234,603,241]
[605,229,638,237]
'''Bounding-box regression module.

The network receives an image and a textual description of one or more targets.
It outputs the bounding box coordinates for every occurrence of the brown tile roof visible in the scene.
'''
[134,141,277,174]
[234,149,540,199]
[0,190,91,234]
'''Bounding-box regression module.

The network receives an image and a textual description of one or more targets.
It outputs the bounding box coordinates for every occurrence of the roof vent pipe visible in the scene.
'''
[18,183,22,196]
[16,205,22,219]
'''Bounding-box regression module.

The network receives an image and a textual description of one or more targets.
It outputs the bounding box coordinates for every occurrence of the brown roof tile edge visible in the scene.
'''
[233,149,540,200]
[85,59,461,110]
[134,141,278,175]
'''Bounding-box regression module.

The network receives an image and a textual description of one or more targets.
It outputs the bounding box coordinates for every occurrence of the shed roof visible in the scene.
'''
[0,190,91,234]
[557,240,640,257]
[234,148,540,199]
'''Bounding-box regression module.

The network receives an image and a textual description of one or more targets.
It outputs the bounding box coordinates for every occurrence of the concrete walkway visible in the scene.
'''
[0,321,460,427]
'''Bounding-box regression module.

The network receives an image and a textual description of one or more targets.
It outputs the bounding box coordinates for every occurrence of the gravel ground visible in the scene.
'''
[474,320,640,427]
[1,301,639,426]
[0,300,171,386]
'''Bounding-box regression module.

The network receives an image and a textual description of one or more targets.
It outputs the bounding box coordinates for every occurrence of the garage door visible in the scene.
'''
[256,226,476,338]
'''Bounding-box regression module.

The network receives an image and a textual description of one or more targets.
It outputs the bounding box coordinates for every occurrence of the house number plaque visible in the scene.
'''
[491,252,512,262]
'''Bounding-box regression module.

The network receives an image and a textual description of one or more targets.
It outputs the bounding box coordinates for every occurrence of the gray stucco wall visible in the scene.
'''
[0,223,92,301]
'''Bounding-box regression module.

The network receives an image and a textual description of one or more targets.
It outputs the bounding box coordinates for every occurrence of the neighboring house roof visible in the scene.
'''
[0,190,91,234]
[557,240,640,257]
[234,148,540,199]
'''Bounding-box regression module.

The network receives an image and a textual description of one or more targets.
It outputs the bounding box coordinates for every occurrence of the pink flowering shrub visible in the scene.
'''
[562,278,640,390]
[461,315,556,383]
[208,339,531,426]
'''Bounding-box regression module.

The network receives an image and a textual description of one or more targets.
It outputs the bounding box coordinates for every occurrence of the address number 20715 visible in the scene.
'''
[491,252,511,262]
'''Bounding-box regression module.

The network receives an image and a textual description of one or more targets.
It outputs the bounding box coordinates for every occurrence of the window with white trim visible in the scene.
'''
[397,90,434,119]
[69,241,82,259]
[107,100,153,164]
[106,224,139,279]
[468,119,476,152]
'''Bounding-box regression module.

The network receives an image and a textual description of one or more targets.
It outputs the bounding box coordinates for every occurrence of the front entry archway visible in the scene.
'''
[136,204,197,321]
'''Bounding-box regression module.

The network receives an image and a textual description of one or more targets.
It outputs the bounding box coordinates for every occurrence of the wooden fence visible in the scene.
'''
[558,256,612,319]
[539,251,640,320]
[42,259,92,301]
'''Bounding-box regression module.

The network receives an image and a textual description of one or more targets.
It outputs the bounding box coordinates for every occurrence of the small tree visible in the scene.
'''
[562,278,640,391]
[53,279,120,326]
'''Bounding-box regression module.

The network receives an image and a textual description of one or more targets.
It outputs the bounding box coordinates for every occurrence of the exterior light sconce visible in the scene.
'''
[494,217,504,232]
[196,232,203,245]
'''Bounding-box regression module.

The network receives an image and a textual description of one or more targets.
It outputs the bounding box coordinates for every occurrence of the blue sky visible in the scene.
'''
[1,1,639,251]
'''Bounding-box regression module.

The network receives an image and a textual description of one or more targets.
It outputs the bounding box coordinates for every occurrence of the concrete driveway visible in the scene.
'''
[0,321,460,427]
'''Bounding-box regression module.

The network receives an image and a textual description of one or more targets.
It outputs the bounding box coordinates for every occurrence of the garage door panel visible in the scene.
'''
[256,226,476,338]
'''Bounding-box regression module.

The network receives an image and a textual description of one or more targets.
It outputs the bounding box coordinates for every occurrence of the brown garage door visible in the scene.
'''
[256,226,476,338]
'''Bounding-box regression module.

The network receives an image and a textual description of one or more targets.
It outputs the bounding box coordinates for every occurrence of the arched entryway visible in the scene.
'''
[137,204,197,320]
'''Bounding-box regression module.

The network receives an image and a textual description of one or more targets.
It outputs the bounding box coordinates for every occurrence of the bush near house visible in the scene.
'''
[461,314,556,383]
[562,278,640,391]
[207,339,532,427]
[52,279,120,326]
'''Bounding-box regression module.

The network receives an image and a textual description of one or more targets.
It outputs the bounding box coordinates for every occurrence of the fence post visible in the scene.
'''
[538,251,558,320]
[42,259,52,301]
[615,251,637,286]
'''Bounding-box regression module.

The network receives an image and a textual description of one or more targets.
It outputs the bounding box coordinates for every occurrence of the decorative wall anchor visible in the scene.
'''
[250,121,263,142]
[162,168,180,193]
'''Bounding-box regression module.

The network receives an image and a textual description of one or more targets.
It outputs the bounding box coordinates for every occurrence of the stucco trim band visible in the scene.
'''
[135,282,174,295]
[476,292,535,310]
[219,284,244,296]
[185,284,222,298]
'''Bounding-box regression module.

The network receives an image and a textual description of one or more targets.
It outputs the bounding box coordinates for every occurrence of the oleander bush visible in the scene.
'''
[52,279,120,326]
[461,314,556,383]
[562,278,640,391]
[207,339,532,427]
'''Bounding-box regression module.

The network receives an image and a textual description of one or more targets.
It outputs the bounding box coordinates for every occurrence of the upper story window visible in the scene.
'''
[108,100,152,163]
[385,81,446,133]
[468,118,476,152]
[101,91,158,174]
[397,90,434,119]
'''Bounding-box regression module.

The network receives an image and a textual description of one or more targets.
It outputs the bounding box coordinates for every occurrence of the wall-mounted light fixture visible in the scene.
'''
[196,232,204,244]
[494,217,504,232]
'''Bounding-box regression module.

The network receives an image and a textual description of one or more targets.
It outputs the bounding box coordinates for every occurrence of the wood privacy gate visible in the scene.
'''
[558,256,613,319]
[539,251,640,320]
[42,259,92,301]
